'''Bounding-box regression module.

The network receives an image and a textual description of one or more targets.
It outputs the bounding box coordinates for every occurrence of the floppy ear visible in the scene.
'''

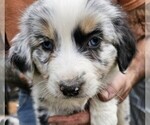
[113,17,136,72]
[8,33,34,82]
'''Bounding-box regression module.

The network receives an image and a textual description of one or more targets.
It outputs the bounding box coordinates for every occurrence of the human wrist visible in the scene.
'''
[125,69,139,88]
[125,60,144,87]
[125,39,145,86]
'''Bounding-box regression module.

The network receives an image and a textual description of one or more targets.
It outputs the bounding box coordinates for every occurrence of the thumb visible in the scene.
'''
[98,72,126,102]
[98,83,123,102]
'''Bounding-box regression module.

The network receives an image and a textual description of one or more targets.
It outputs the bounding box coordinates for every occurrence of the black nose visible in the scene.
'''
[60,84,80,97]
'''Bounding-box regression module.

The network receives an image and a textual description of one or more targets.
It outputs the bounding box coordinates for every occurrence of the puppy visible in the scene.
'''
[8,0,136,125]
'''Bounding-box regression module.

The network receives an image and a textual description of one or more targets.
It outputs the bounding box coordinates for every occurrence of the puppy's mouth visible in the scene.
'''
[69,101,90,115]
[62,94,88,99]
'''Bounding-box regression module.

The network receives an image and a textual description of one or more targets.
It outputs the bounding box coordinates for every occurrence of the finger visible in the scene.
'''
[99,84,122,101]
[116,88,127,103]
[48,111,90,125]
[118,88,131,103]
[98,89,109,102]
[99,73,127,101]
[117,80,133,103]
[48,111,89,124]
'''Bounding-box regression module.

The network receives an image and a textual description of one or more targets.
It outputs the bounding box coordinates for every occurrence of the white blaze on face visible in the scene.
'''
[46,33,100,98]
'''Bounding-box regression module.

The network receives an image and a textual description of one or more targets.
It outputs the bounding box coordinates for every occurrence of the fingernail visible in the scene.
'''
[102,90,109,99]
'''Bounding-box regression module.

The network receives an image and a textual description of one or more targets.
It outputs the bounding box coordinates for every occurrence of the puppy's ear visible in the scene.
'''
[113,17,136,72]
[8,33,34,82]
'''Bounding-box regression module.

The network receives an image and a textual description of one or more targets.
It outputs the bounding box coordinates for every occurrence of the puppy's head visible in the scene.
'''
[9,0,136,99]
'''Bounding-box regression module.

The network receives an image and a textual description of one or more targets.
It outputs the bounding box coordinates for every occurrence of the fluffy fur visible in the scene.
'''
[8,0,136,125]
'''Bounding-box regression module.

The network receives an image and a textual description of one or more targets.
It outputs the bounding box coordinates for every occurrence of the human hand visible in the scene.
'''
[98,72,133,103]
[98,38,145,102]
[48,111,90,125]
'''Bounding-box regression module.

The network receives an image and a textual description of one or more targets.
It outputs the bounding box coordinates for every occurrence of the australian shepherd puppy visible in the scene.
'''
[8,0,136,125]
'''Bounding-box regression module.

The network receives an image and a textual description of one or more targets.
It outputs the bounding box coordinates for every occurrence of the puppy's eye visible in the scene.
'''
[88,37,101,48]
[42,41,53,51]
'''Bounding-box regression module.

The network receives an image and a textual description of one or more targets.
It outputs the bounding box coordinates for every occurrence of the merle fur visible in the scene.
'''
[112,17,136,72]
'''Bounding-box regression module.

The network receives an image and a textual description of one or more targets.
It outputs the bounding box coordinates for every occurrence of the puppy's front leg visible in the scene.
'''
[90,97,118,125]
